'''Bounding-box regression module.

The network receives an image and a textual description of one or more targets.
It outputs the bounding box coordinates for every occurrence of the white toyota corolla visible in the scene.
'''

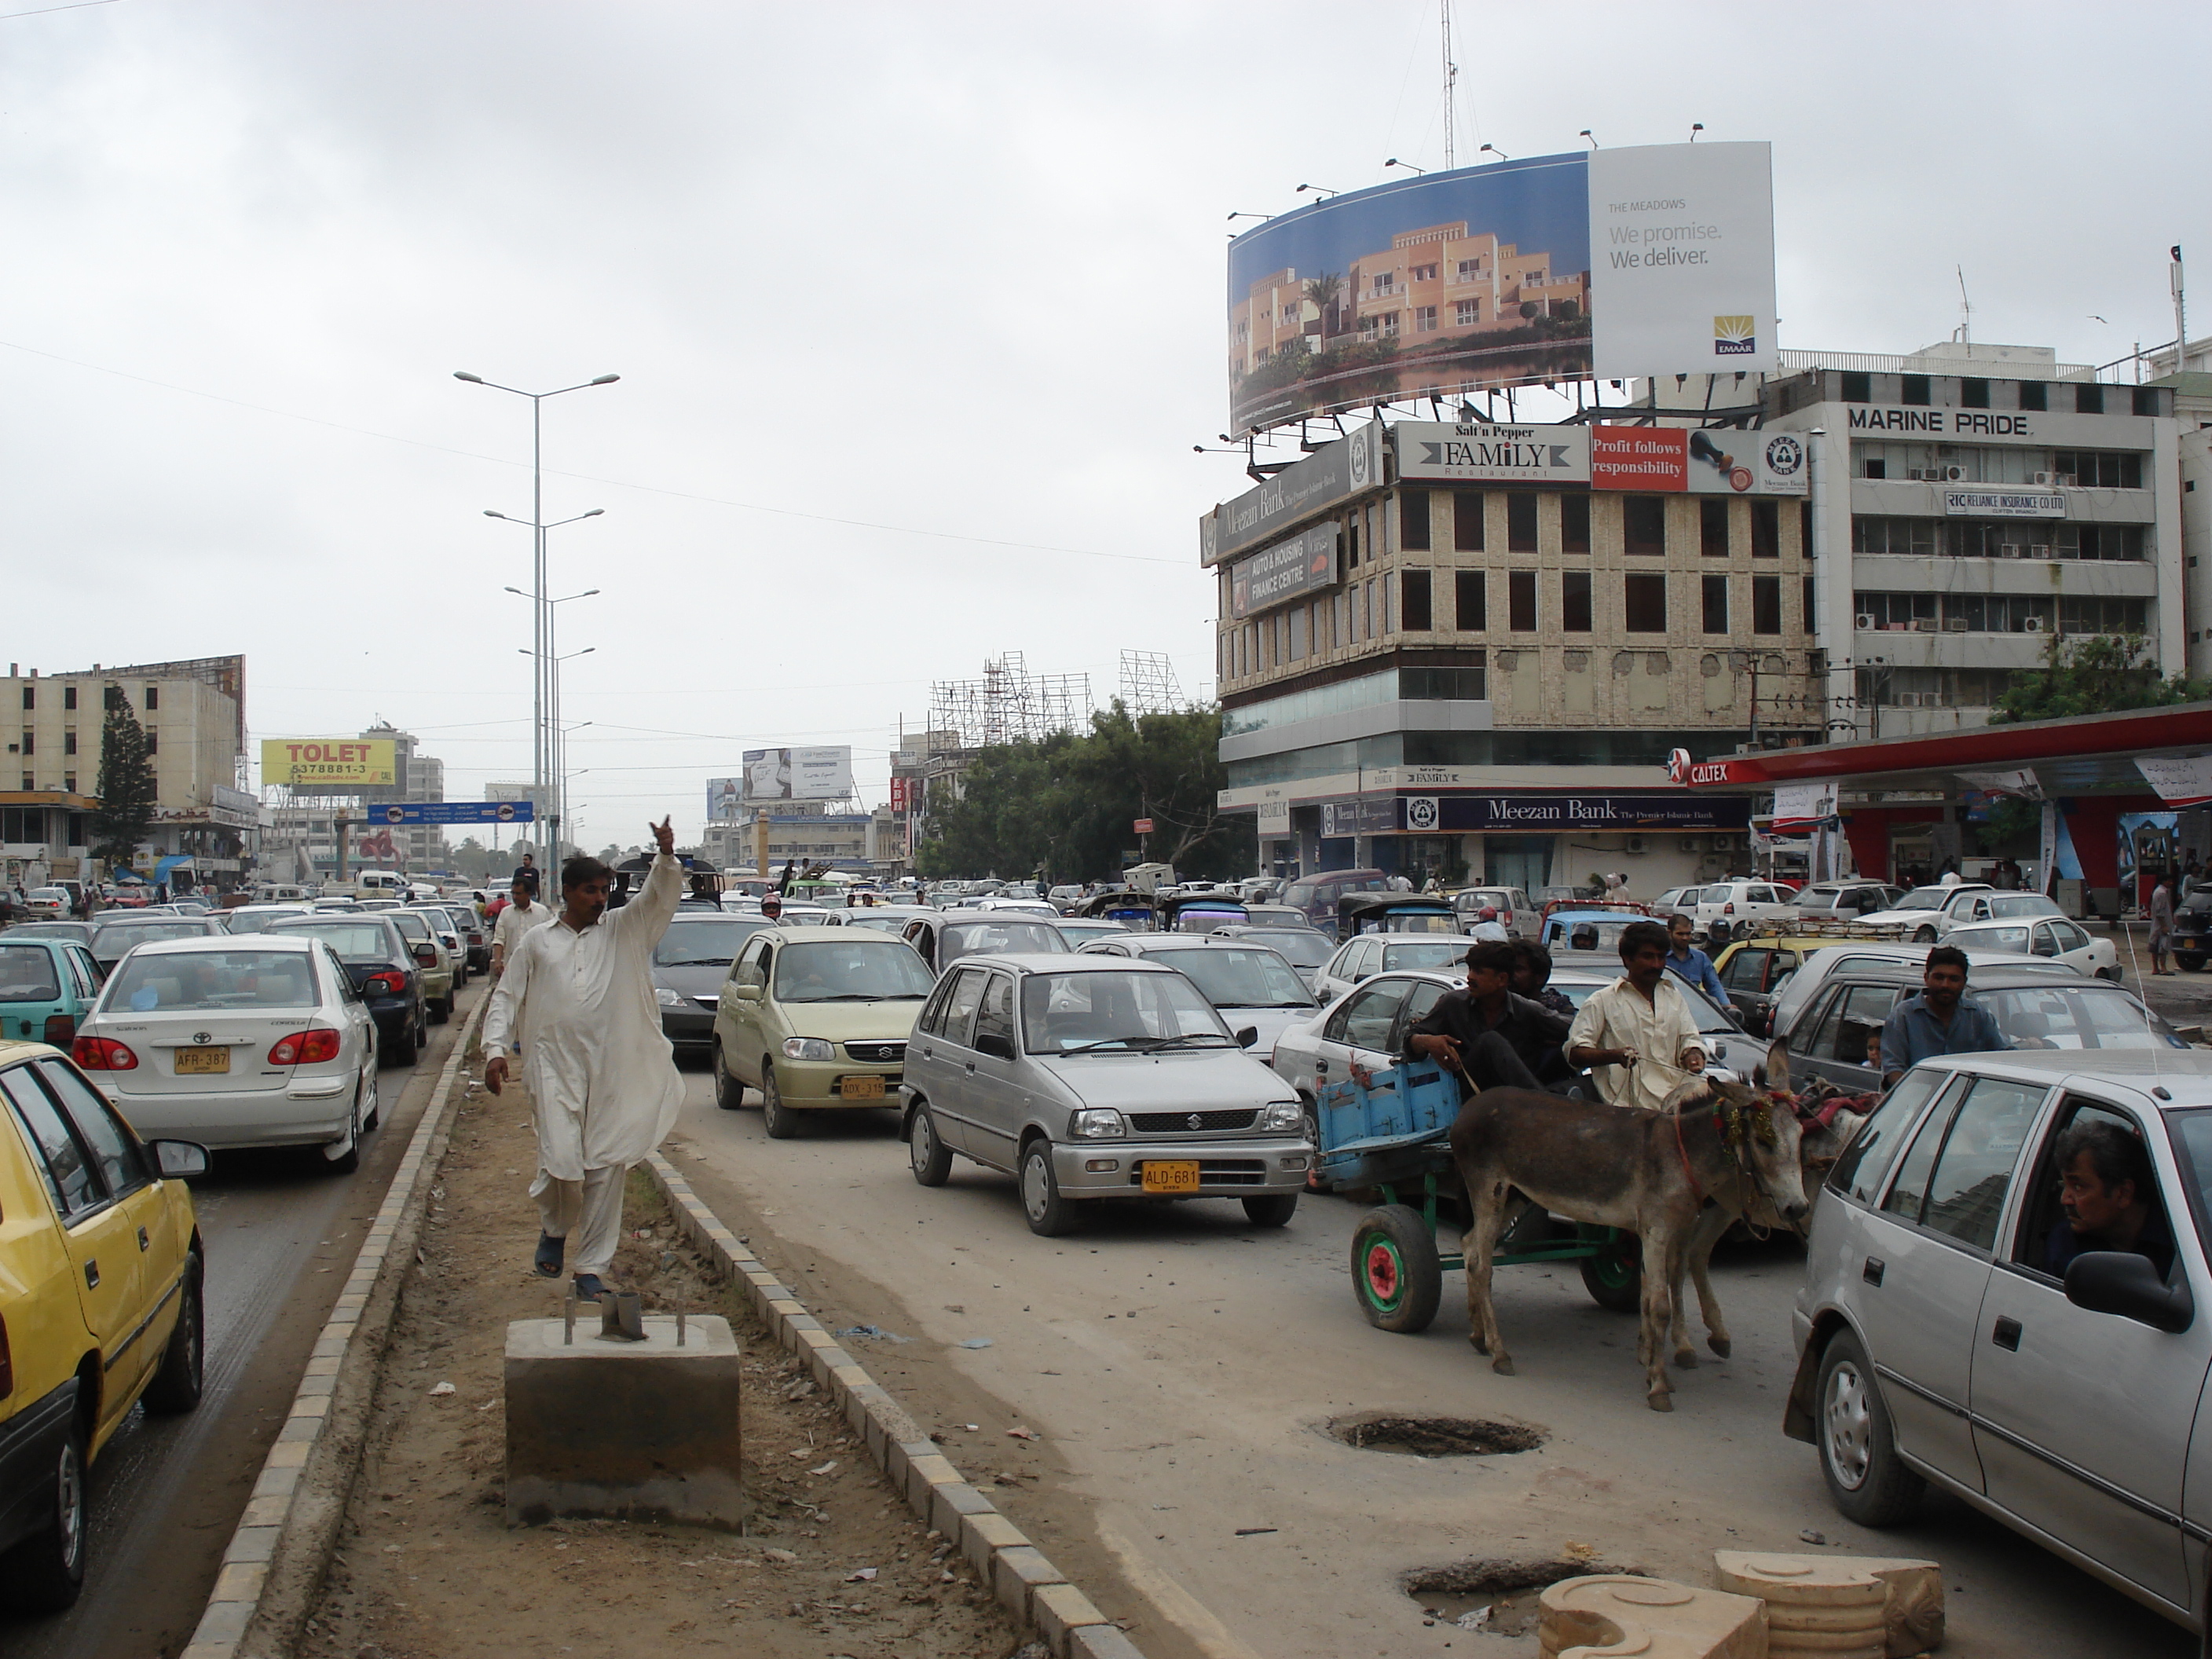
[71,933,379,1171]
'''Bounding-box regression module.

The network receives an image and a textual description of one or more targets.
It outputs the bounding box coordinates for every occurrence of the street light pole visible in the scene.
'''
[455,371,618,858]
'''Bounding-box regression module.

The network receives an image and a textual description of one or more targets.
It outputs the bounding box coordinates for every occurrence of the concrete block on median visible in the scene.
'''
[991,1544,1066,1621]
[1033,1580,1110,1656]
[960,1508,1030,1576]
[929,1478,994,1540]
[1537,1575,1767,1659]
[1712,1550,1940,1658]
[504,1315,743,1531]
[1068,1624,1147,1659]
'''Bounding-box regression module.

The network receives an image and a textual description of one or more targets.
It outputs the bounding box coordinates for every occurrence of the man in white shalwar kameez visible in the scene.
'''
[482,819,686,1301]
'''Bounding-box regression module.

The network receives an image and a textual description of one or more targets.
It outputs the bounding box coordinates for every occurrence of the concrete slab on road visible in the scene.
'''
[668,1068,2194,1659]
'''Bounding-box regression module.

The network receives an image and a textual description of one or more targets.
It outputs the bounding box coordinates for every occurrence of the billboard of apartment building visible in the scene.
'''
[1228,143,1774,430]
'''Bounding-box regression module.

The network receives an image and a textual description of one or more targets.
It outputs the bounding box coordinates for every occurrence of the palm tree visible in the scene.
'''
[1303,272,1345,343]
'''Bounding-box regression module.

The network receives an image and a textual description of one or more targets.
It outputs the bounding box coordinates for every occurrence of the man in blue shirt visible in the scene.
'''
[1881,945,2007,1088]
[1663,911,1728,1005]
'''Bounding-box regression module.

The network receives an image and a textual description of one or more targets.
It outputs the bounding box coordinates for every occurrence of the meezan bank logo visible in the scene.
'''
[1713,315,1756,357]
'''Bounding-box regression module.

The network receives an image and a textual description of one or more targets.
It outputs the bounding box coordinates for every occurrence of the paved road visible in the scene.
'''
[0,980,482,1659]
[667,1071,2193,1659]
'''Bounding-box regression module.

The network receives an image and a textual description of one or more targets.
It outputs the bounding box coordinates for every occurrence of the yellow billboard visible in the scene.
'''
[261,738,397,787]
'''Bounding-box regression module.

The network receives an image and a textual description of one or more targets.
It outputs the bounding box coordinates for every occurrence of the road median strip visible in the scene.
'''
[642,1150,1151,1659]
[181,993,488,1659]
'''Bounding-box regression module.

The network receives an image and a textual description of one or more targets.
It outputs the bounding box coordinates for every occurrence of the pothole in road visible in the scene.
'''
[1327,1412,1544,1456]
[1399,1558,1639,1639]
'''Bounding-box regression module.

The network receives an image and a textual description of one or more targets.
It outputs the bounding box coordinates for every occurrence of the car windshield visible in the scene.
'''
[1959,925,2034,952]
[656,918,766,966]
[1155,947,1316,1009]
[270,921,394,961]
[1552,918,1637,953]
[1892,888,1954,910]
[1986,895,2059,919]
[1381,939,1475,975]
[223,908,308,934]
[1240,929,1331,969]
[1979,983,2185,1050]
[0,944,63,1002]
[91,921,210,956]
[1172,909,1244,933]
[1362,913,1459,935]
[1020,969,1232,1053]
[387,913,430,941]
[844,914,914,934]
[107,949,319,1012]
[6,922,90,943]
[772,941,934,1002]
[942,920,1069,963]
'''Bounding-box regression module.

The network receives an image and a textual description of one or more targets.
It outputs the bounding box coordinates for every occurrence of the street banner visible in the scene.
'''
[372,801,535,825]
[2135,756,2212,808]
[1769,783,1836,835]
[262,738,396,787]
[1957,768,2044,800]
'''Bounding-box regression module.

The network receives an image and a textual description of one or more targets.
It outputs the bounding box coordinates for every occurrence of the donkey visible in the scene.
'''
[1446,1043,1812,1412]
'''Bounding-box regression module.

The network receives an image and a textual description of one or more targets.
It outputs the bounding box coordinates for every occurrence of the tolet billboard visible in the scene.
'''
[1227,142,1774,430]
[261,738,396,787]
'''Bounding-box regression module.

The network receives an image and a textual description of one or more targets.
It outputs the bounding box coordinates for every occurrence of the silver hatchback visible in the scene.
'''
[900,953,1313,1236]
[1787,1049,2212,1637]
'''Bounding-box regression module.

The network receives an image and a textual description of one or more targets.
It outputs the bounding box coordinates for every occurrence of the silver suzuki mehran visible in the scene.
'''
[900,952,1314,1236]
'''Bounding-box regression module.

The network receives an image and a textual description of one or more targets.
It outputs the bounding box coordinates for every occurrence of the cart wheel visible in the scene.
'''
[1350,1204,1442,1334]
[1578,1232,1643,1314]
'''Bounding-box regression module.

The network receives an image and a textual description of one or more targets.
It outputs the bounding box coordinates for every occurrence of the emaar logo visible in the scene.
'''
[1713,314,1756,356]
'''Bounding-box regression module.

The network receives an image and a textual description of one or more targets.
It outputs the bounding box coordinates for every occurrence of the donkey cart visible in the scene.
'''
[1317,1060,1643,1334]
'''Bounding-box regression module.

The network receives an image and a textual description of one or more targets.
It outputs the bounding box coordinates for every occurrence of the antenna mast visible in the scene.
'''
[1955,265,1972,347]
[1440,2,1458,170]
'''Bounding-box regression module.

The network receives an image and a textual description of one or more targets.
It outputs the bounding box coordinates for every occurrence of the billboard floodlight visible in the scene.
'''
[1579,130,1599,148]
[1227,211,1270,223]
[1690,123,1705,141]
[1294,183,1338,199]
[1478,144,1510,161]
[1384,158,1426,175]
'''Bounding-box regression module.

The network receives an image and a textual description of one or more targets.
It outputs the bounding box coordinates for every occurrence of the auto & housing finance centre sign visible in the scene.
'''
[1229,522,1340,620]
[1199,422,1382,566]
[262,738,397,787]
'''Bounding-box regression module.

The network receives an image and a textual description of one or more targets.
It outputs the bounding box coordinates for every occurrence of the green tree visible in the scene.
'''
[1302,271,1344,342]
[1990,633,2210,724]
[90,701,158,870]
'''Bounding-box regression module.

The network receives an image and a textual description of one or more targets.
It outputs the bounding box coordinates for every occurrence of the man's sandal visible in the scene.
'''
[571,1273,609,1302]
[534,1234,564,1277]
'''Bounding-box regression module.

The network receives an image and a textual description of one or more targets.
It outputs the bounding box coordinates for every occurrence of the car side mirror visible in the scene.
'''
[2065,1250,2193,1333]
[150,1139,211,1179]
[1236,1026,1259,1049]
[731,983,763,1001]
[413,945,438,967]
[976,1032,1016,1061]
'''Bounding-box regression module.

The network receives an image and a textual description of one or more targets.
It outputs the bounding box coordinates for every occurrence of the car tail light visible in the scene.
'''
[364,971,407,996]
[269,1028,343,1066]
[72,1035,138,1071]
[42,1013,75,1046]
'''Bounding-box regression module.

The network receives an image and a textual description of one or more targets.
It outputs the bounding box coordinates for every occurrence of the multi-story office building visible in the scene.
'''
[353,723,449,870]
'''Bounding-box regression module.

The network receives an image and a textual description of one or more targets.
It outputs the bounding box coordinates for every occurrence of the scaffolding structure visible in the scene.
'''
[927,653,1092,750]
[1117,650,1184,715]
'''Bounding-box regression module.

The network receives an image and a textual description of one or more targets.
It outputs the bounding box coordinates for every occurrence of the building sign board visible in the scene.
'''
[1395,423,1590,483]
[1229,522,1341,619]
[1941,489,2066,519]
[261,738,396,787]
[2136,756,2212,808]
[1459,792,1749,832]
[1201,423,1383,565]
[1320,797,1399,837]
[1256,797,1291,835]
[742,746,855,802]
[372,800,537,826]
[1589,427,1805,495]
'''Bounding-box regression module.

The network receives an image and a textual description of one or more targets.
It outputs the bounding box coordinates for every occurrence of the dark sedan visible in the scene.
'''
[266,914,430,1066]
[654,914,772,1056]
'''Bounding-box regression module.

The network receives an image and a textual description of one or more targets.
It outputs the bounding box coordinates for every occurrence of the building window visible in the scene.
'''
[18,774,28,791]
[1399,489,1431,551]
[1400,569,1433,632]
[1701,575,1730,634]
[1960,378,1990,408]
[1562,569,1592,632]
[1508,569,1537,632]
[1800,500,1814,556]
[1456,569,1486,630]
[103,685,123,712]
[1751,499,1780,558]
[145,731,157,755]
[17,732,29,756]
[2018,380,2047,412]
[17,687,30,711]
[1507,493,1538,552]
[63,775,75,793]
[62,685,76,711]
[1840,371,1871,403]
[144,685,159,710]
[1624,573,1667,633]
[1700,498,1729,558]
[1752,575,1783,635]
[1409,264,1437,282]
[1803,577,1817,633]
[1561,492,1590,554]
[62,731,75,756]
[1453,491,1485,551]
[1346,509,1361,569]
[1414,305,1438,333]
[1624,496,1666,556]
[2053,450,2143,489]
[2133,386,2160,417]
[1455,298,1479,326]
[1900,374,1931,406]
[2075,383,2104,415]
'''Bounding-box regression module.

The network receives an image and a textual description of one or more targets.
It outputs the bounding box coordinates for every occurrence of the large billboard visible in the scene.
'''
[742,746,854,802]
[1394,421,1804,496]
[262,738,396,787]
[1227,143,1774,430]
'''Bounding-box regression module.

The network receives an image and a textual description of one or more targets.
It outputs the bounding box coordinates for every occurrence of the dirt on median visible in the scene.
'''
[295,1074,1027,1659]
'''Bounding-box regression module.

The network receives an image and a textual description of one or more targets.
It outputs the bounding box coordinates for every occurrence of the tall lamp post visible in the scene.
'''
[518,646,595,856]
[455,370,618,857]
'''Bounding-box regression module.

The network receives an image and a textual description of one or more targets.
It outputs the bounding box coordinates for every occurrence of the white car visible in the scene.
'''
[24,887,71,918]
[1690,880,1802,941]
[72,933,379,1170]
[1074,934,1321,1064]
[976,897,1059,917]
[1654,884,1708,912]
[1763,941,2086,1042]
[1314,932,1480,1004]
[1448,886,1534,939]
[1943,915,2118,980]
[1856,882,1998,943]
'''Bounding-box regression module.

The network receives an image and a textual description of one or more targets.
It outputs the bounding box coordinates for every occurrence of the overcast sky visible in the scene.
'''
[5,1,2206,851]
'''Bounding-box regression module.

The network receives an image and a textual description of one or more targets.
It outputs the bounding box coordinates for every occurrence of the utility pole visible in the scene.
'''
[2174,246,2188,375]
[1439,2,1458,170]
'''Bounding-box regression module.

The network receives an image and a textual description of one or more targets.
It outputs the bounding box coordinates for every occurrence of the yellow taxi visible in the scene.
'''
[0,1040,207,1611]
[1710,922,1913,1036]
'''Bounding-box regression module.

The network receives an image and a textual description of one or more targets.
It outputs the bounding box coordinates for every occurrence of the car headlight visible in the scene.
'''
[1071,1108,1125,1138]
[655,987,683,1007]
[1261,1101,1304,1132]
[782,1037,836,1062]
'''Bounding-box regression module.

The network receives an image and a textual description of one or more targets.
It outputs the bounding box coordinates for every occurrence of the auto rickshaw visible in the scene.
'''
[1336,892,1461,939]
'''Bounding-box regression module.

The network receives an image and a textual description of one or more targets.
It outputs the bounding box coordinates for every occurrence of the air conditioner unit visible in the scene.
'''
[2056,474,2078,486]
[1624,835,1646,854]
[1855,613,1878,630]
[2027,544,2052,558]
[2033,471,2056,485]
[1679,836,1701,853]
[1809,649,1830,675]
[1906,467,1937,482]
[2024,617,2049,633]
[1944,465,1968,482]
[1997,545,2021,558]
[1712,834,1740,853]
[1912,619,1940,632]
[1946,619,1969,632]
